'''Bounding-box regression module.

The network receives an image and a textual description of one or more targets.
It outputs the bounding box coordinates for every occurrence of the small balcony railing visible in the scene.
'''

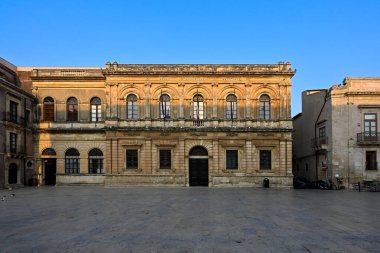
[311,136,328,149]
[2,112,31,127]
[357,132,380,144]
[193,120,204,127]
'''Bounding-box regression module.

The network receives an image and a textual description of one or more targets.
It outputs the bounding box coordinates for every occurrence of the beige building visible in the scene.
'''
[17,62,295,187]
[0,58,35,188]
[293,78,380,187]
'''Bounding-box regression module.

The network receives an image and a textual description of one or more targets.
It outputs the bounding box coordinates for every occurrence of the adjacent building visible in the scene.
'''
[0,58,35,188]
[21,62,295,187]
[293,78,380,187]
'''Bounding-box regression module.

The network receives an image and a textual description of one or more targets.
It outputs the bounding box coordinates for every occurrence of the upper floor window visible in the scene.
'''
[193,94,205,119]
[10,133,17,153]
[159,94,170,119]
[9,101,18,123]
[126,94,138,119]
[90,97,101,122]
[43,97,55,122]
[226,94,237,119]
[318,126,327,144]
[259,94,271,120]
[67,97,78,122]
[364,113,377,140]
[65,148,80,174]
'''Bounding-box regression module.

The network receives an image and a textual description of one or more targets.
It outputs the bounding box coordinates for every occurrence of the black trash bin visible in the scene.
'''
[263,178,269,188]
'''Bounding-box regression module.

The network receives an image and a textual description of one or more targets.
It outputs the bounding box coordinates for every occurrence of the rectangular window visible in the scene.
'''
[10,133,17,153]
[318,126,327,144]
[10,101,18,123]
[126,150,138,169]
[226,150,238,170]
[91,104,101,122]
[366,151,377,170]
[159,150,171,169]
[25,110,30,123]
[364,113,377,141]
[260,150,271,170]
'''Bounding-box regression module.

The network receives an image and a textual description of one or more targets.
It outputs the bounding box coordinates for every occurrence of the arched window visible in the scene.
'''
[67,97,78,122]
[91,97,101,122]
[43,97,55,122]
[189,146,208,156]
[226,94,237,119]
[42,148,56,156]
[193,94,205,119]
[259,94,271,120]
[88,148,103,174]
[159,94,170,119]
[65,148,80,174]
[126,94,138,119]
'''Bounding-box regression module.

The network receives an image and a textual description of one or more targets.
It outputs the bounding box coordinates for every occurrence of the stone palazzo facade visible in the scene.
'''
[25,62,295,187]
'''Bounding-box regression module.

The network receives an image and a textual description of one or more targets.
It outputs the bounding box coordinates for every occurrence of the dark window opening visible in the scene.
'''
[260,150,271,170]
[126,150,138,169]
[10,101,18,123]
[366,151,377,170]
[226,150,238,170]
[160,150,171,169]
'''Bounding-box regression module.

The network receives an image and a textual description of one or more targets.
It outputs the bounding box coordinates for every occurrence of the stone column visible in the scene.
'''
[245,140,252,174]
[144,83,151,119]
[178,83,185,119]
[245,83,252,119]
[212,83,218,119]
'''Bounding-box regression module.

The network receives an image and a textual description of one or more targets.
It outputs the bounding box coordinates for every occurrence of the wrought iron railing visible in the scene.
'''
[357,132,380,144]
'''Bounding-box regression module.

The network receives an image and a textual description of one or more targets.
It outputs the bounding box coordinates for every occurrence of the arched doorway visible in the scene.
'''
[8,163,17,184]
[42,148,57,185]
[189,146,208,186]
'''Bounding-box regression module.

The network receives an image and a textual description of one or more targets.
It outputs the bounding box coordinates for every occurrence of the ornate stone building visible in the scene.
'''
[0,58,35,188]
[293,78,380,187]
[21,62,295,187]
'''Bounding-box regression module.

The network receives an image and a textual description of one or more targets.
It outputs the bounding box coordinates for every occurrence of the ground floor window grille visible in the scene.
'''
[226,150,238,170]
[126,150,138,169]
[65,148,80,174]
[159,150,171,169]
[260,150,272,170]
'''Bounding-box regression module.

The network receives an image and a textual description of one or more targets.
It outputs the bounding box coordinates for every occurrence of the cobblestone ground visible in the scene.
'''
[0,186,379,253]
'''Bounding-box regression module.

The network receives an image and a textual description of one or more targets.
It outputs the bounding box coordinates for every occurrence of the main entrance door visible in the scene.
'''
[44,159,56,185]
[189,146,209,186]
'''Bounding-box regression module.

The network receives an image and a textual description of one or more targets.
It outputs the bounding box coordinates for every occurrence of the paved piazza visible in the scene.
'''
[0,187,379,253]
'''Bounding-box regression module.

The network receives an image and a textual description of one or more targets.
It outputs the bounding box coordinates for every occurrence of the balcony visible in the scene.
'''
[357,133,380,145]
[311,136,328,150]
[2,112,34,128]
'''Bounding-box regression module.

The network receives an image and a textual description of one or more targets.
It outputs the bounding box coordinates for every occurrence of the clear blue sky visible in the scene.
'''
[1,0,380,115]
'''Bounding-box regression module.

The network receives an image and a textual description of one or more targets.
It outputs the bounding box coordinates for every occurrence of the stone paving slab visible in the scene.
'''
[0,187,379,253]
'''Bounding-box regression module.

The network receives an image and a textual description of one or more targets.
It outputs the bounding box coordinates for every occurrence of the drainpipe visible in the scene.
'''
[23,97,27,186]
[314,90,329,182]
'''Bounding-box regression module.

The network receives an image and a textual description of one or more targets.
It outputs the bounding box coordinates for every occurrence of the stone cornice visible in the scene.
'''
[30,68,105,80]
[103,63,296,76]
